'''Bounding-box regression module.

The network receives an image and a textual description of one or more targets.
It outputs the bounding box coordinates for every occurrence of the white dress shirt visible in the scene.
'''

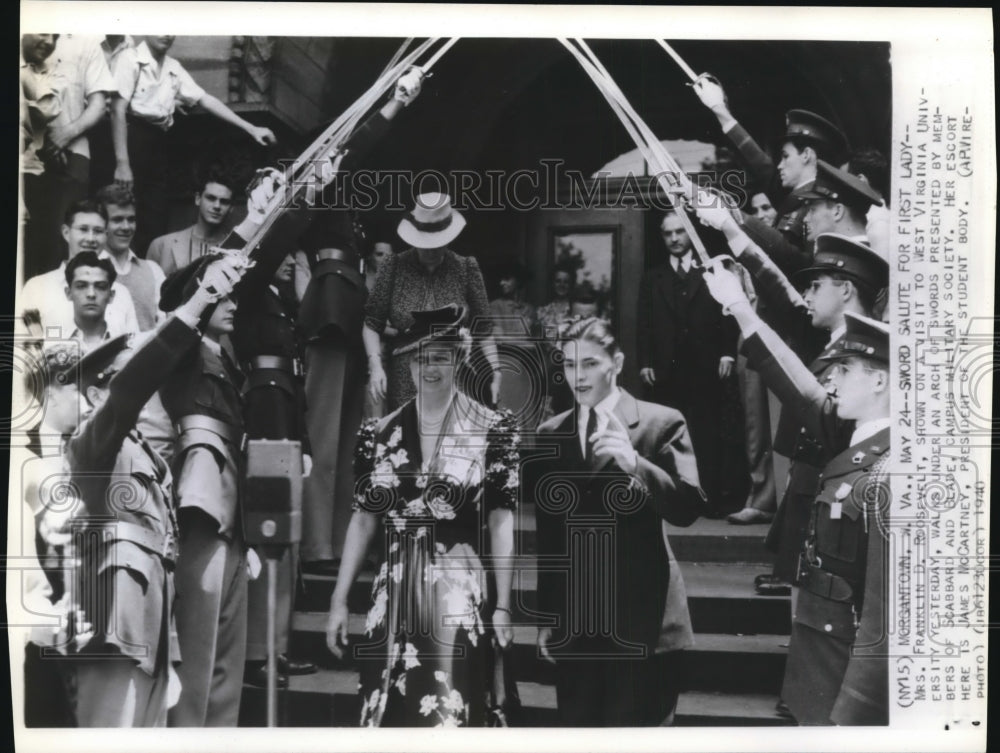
[849,417,891,447]
[18,263,140,340]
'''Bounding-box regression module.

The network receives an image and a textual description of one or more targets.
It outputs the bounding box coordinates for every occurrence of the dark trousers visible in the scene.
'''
[553,643,684,726]
[302,333,366,562]
[737,355,777,512]
[127,119,170,257]
[22,153,89,278]
[24,642,74,727]
[88,117,116,191]
[243,383,300,662]
[170,508,248,727]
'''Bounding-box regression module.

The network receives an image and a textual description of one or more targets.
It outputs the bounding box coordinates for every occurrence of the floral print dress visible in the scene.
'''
[352,393,520,727]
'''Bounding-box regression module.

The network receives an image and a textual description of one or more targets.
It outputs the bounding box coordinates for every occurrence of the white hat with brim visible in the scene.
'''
[397,192,467,249]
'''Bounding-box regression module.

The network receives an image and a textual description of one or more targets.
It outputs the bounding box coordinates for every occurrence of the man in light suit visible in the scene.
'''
[146,173,234,275]
[533,317,706,726]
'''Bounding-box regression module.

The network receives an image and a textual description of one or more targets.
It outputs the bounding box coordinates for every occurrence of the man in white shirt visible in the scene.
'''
[19,199,140,340]
[61,251,118,350]
[89,34,136,190]
[96,183,166,330]
[112,35,276,254]
[20,34,116,279]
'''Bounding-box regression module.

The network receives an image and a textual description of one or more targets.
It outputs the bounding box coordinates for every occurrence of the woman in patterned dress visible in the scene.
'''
[326,304,519,727]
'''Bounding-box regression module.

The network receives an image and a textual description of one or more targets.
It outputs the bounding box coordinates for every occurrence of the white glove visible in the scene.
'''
[198,255,247,300]
[691,75,727,110]
[703,257,751,311]
[304,151,343,206]
[393,68,424,106]
[246,168,286,224]
[693,189,738,231]
[247,547,263,580]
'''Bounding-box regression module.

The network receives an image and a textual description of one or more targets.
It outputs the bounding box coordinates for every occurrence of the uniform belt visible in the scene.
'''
[315,248,359,265]
[110,521,178,564]
[247,355,302,377]
[798,560,854,603]
[176,414,246,450]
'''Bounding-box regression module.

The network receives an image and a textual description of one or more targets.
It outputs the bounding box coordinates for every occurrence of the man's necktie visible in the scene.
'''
[584,407,598,464]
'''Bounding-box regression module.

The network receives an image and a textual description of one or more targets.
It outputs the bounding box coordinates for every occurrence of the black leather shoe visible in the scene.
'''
[245,662,288,689]
[754,575,792,596]
[278,654,318,676]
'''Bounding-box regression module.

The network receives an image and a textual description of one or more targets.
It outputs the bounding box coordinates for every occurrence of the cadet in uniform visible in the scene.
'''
[799,160,883,244]
[61,256,244,726]
[692,74,849,273]
[297,69,423,572]
[159,254,254,726]
[702,258,890,725]
[694,192,887,596]
[231,252,317,686]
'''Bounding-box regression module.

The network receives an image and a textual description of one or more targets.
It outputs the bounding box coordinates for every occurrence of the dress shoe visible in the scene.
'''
[244,662,288,689]
[754,574,792,596]
[301,559,340,577]
[727,507,774,525]
[278,654,317,676]
[775,699,794,720]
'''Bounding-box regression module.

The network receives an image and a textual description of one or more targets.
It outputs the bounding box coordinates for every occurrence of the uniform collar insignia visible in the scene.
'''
[852,451,865,464]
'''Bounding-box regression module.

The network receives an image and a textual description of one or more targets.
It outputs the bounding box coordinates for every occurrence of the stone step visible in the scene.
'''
[288,612,787,693]
[508,684,793,727]
[296,562,790,636]
[238,667,792,727]
[514,504,775,564]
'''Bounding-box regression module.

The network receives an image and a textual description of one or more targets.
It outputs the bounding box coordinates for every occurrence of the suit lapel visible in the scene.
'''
[654,265,678,313]
[592,389,641,474]
[686,264,706,304]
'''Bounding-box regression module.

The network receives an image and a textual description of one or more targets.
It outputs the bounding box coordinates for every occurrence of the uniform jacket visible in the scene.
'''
[744,321,888,724]
[298,256,367,342]
[159,338,245,539]
[636,261,739,400]
[65,317,200,675]
[724,121,813,275]
[297,111,391,341]
[532,390,705,654]
[227,209,312,449]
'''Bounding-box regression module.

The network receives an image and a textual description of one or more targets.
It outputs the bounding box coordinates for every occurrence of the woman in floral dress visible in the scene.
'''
[326,304,519,727]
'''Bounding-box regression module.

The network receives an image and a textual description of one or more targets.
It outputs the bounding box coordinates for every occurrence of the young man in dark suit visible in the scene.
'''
[533,317,706,726]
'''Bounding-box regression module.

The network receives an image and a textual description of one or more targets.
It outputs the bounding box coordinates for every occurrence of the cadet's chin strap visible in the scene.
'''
[558,38,712,267]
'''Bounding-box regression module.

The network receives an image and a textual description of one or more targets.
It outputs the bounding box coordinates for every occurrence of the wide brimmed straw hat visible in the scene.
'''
[397,192,466,249]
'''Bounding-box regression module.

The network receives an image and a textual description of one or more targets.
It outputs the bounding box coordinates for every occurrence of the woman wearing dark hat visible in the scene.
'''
[363,193,499,411]
[326,304,519,727]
